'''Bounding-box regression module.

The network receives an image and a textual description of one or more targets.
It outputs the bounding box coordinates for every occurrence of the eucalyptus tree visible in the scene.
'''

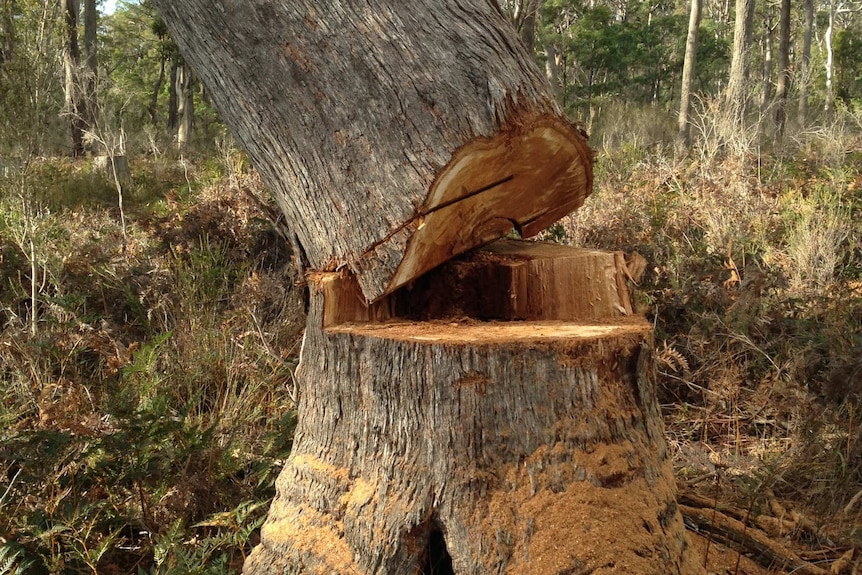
[150,1,704,574]
[774,0,790,135]
[798,0,814,124]
[725,0,756,124]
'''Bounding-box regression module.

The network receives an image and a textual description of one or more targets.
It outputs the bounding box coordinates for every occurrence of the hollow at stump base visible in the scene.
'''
[244,241,703,575]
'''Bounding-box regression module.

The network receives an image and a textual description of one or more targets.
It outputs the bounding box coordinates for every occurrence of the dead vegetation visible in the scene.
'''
[1,105,861,573]
[548,104,862,574]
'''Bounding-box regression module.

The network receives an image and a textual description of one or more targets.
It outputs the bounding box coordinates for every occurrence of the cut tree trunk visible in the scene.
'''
[150,0,592,302]
[150,3,698,573]
[244,241,703,575]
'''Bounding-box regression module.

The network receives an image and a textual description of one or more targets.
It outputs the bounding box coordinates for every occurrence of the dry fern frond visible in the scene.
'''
[658,341,690,374]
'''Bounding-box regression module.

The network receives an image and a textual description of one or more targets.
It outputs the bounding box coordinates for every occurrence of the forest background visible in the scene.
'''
[0,0,860,573]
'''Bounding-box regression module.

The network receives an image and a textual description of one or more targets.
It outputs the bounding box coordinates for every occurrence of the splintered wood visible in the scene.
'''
[319,239,634,329]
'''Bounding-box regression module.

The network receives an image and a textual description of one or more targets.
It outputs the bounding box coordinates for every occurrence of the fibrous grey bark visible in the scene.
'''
[150,3,700,574]
[725,0,756,124]
[244,242,703,575]
[150,0,592,303]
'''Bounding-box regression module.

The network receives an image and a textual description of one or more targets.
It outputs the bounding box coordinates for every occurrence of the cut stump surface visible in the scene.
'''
[245,241,703,575]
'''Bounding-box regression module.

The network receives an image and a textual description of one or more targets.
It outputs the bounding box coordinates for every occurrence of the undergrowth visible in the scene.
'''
[1,103,861,573]
[0,155,304,574]
[552,103,862,545]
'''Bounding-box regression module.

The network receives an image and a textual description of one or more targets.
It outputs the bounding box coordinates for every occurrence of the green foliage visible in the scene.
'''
[835,25,862,107]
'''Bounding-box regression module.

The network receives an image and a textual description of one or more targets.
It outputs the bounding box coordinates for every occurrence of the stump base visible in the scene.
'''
[244,242,703,575]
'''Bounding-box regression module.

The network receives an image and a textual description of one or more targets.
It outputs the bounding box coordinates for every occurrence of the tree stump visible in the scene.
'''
[244,241,703,575]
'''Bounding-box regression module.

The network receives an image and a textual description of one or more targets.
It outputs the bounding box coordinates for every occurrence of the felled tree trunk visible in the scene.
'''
[151,0,592,302]
[244,241,702,575]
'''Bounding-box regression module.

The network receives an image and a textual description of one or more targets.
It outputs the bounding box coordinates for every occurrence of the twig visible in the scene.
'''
[0,467,22,508]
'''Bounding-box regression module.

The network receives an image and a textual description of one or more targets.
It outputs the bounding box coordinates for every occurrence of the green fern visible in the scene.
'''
[0,542,35,575]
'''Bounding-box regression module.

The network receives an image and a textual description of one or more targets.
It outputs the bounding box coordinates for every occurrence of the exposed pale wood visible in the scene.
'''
[389,123,592,294]
[323,240,633,327]
[150,0,593,302]
[245,280,703,575]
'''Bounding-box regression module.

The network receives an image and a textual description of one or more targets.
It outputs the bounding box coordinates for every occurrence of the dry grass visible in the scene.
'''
[551,109,862,554]
[0,157,305,574]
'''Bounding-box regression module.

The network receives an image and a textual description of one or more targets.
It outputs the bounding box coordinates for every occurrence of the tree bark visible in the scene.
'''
[518,0,540,53]
[175,60,193,151]
[759,10,774,115]
[82,0,96,134]
[774,0,790,136]
[725,0,756,125]
[544,40,561,98]
[63,0,85,156]
[167,58,178,130]
[149,3,699,574]
[798,0,814,126]
[245,241,702,575]
[0,0,14,67]
[677,0,702,151]
[150,0,592,303]
[824,2,837,116]
[149,54,166,126]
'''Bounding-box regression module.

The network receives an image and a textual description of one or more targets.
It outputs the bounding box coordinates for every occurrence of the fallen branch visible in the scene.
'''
[680,504,829,575]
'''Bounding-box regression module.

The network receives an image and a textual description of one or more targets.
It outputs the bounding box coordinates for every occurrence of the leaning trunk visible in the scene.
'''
[150,2,701,573]
[151,0,592,303]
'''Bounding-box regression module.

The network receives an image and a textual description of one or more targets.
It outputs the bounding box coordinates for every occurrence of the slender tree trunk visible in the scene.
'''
[518,0,539,53]
[760,11,774,115]
[82,0,96,134]
[63,0,85,156]
[677,0,702,151]
[175,61,193,151]
[824,2,836,115]
[725,0,756,125]
[798,0,814,126]
[544,40,560,98]
[167,58,179,130]
[149,54,166,126]
[774,0,791,136]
